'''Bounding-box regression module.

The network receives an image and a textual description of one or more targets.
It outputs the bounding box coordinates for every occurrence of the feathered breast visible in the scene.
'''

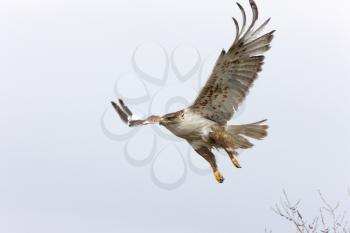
[164,109,217,141]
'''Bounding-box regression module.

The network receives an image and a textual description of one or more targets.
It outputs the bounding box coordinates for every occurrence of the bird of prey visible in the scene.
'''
[112,0,274,183]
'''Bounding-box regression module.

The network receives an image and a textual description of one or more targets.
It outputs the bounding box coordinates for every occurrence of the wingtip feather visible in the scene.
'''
[111,101,128,124]
[249,0,258,20]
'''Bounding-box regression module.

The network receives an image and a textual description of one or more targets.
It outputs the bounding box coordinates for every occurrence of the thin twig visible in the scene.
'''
[271,190,349,233]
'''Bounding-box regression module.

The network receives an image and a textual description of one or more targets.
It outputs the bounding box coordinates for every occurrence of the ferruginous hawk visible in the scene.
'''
[112,0,274,183]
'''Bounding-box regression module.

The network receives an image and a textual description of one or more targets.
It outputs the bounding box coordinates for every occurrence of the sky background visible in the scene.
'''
[1,0,350,232]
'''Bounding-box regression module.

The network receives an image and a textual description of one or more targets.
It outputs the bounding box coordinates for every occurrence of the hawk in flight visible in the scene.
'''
[112,0,274,183]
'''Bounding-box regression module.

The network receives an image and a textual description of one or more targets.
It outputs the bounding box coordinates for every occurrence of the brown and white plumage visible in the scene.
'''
[111,0,274,183]
[191,0,274,125]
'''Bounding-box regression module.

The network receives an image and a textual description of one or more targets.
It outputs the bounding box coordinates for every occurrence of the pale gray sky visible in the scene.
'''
[1,0,350,232]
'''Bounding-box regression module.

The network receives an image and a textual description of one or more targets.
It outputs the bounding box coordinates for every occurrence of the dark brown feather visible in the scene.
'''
[111,101,128,124]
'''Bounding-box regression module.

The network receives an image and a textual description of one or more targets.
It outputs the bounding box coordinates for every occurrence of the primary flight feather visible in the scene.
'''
[112,0,274,183]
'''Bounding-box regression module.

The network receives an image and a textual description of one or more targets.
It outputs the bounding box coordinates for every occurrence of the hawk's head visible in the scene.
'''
[160,110,184,126]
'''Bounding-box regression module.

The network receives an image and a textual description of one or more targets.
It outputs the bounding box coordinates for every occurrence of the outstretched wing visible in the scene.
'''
[111,99,160,127]
[190,0,274,125]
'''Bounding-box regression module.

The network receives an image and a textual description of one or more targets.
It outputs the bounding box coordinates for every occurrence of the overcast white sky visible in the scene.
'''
[1,0,350,232]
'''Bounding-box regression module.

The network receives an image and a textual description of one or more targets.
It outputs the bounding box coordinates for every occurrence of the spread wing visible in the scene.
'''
[111,99,160,127]
[190,0,275,125]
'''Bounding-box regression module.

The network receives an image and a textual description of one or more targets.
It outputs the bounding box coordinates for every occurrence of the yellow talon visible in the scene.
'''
[231,157,242,168]
[214,171,224,183]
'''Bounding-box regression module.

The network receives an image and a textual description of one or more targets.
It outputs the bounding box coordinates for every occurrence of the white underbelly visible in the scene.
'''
[165,110,217,141]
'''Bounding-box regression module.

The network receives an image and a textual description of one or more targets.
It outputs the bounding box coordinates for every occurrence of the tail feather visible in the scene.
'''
[228,119,268,141]
[231,134,254,149]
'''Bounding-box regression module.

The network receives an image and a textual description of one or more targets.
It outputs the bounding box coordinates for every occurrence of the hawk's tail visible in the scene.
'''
[227,119,268,148]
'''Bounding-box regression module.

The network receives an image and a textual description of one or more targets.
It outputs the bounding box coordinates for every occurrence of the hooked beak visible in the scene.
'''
[160,116,174,125]
[159,117,166,125]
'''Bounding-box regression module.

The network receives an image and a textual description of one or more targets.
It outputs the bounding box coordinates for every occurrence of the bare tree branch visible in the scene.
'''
[271,190,349,233]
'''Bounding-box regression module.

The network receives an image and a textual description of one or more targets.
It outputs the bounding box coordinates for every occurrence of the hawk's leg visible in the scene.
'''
[225,149,242,168]
[195,147,224,183]
[209,127,242,169]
